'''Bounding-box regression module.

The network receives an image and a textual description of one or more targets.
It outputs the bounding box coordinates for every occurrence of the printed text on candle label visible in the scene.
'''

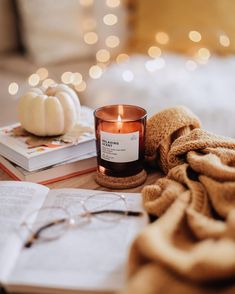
[100,131,139,162]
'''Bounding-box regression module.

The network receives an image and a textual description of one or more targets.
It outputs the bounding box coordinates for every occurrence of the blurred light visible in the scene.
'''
[198,48,210,58]
[42,79,55,88]
[148,46,162,58]
[28,73,40,86]
[82,18,96,31]
[96,49,110,62]
[103,14,118,26]
[145,58,165,72]
[75,81,87,92]
[105,35,120,48]
[106,0,120,7]
[219,34,230,47]
[188,30,201,42]
[155,32,169,45]
[79,0,93,6]
[116,53,129,64]
[61,72,74,84]
[122,70,134,82]
[195,47,211,64]
[89,65,103,79]
[185,60,197,71]
[73,72,83,85]
[36,67,48,80]
[97,62,108,70]
[84,32,98,45]
[8,82,19,95]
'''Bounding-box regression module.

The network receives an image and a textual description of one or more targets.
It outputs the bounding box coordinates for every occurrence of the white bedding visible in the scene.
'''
[86,54,235,138]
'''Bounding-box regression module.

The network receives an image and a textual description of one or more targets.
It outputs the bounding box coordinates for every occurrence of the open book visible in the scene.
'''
[0,182,148,294]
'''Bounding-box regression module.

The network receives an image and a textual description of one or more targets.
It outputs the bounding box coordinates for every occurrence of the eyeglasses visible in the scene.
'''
[20,192,143,248]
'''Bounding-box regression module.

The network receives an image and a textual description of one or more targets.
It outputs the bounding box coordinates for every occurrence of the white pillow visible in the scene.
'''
[17,0,128,64]
[0,0,18,53]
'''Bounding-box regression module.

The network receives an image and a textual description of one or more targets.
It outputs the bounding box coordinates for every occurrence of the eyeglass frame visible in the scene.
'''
[20,192,143,248]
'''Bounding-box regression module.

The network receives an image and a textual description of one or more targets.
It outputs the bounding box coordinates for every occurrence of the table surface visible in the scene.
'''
[0,166,160,191]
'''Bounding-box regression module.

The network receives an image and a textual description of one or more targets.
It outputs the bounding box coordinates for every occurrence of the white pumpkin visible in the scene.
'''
[18,84,81,136]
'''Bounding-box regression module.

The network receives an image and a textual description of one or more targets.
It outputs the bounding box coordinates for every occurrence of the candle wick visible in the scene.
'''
[117,114,122,133]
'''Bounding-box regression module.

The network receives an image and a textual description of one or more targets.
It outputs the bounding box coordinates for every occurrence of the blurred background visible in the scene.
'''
[1,0,235,136]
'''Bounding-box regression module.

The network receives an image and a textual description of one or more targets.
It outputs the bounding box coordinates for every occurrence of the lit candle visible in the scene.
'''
[117,114,122,132]
[94,104,147,178]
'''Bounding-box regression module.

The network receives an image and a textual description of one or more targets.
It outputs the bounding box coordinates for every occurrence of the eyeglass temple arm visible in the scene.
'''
[24,218,67,248]
[24,210,143,248]
[87,209,143,217]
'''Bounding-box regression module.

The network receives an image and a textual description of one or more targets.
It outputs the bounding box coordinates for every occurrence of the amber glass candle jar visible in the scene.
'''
[94,105,147,178]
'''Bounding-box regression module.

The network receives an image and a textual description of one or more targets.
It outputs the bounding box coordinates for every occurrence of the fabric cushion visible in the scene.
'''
[17,0,128,64]
[0,0,18,53]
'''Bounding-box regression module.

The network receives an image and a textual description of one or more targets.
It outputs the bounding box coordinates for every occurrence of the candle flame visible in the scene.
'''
[117,106,123,132]
[117,114,122,133]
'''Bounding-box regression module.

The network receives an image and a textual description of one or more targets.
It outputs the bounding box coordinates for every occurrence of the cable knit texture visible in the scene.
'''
[122,106,235,294]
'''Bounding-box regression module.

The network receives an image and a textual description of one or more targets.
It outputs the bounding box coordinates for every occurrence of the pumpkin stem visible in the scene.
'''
[46,86,56,96]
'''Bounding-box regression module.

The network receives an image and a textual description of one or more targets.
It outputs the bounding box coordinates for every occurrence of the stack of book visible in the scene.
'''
[0,106,97,184]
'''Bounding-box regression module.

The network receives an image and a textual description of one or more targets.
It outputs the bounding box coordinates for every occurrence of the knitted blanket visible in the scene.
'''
[122,106,235,294]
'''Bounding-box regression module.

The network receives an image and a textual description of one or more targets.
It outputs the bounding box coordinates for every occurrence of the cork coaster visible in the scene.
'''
[94,169,147,189]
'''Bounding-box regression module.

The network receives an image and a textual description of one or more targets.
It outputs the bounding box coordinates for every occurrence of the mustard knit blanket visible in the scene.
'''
[122,106,235,294]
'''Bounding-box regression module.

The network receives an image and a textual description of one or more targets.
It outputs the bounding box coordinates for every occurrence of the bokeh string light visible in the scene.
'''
[103,14,118,26]
[148,46,162,58]
[73,73,83,85]
[155,32,170,45]
[106,0,120,8]
[8,0,232,96]
[96,49,111,63]
[194,47,211,64]
[188,30,202,42]
[84,31,98,45]
[42,79,55,88]
[145,57,166,72]
[219,34,230,47]
[122,70,134,82]
[36,67,48,80]
[105,35,120,48]
[61,72,74,84]
[28,74,40,86]
[116,53,129,63]
[89,65,103,79]
[75,80,87,92]
[8,82,19,95]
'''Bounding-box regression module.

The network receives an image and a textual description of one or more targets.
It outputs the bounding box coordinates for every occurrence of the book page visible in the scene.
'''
[7,189,148,293]
[0,182,49,282]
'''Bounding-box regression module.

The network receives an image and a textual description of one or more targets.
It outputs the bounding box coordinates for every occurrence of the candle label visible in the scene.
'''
[100,131,139,163]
